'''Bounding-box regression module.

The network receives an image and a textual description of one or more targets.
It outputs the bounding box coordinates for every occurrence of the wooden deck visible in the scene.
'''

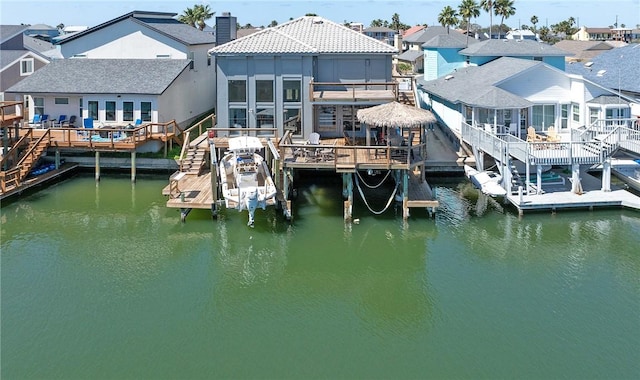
[0,163,79,201]
[163,172,215,210]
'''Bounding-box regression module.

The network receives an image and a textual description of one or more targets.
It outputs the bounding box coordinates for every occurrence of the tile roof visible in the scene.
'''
[5,59,190,95]
[459,39,570,57]
[402,25,425,38]
[565,44,640,94]
[58,11,215,46]
[209,16,398,55]
[416,57,541,108]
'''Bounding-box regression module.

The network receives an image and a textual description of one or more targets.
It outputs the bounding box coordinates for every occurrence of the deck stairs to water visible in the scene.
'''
[178,133,210,175]
[0,130,51,193]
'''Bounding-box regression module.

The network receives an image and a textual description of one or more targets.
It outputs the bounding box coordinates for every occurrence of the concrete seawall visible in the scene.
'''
[61,157,179,171]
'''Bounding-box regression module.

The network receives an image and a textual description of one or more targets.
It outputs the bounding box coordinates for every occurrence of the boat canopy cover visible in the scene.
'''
[228,136,263,153]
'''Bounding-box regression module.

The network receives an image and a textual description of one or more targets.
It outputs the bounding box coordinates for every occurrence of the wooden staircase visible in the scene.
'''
[398,90,415,106]
[0,130,51,193]
[180,145,208,174]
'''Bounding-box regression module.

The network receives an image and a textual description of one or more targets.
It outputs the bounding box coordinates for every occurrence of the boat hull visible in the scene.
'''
[464,165,507,197]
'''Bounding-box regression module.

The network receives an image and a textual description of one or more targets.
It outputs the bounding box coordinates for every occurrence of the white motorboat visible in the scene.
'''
[611,159,640,192]
[219,136,278,226]
[464,165,507,197]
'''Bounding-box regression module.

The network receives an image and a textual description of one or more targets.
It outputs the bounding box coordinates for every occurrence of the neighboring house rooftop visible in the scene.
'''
[209,16,398,55]
[0,25,28,44]
[58,11,216,46]
[0,50,29,68]
[6,59,190,95]
[363,26,396,33]
[417,57,542,108]
[402,25,425,38]
[422,33,474,49]
[553,40,620,61]
[404,26,472,45]
[459,39,570,57]
[566,43,640,94]
[396,49,423,62]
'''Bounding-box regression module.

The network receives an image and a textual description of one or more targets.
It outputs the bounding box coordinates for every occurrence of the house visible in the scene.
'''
[0,25,59,102]
[363,26,396,45]
[399,26,475,77]
[208,16,398,139]
[457,39,570,71]
[505,29,539,41]
[23,24,60,42]
[402,25,425,39]
[566,44,640,110]
[416,57,635,138]
[553,40,623,62]
[5,10,217,128]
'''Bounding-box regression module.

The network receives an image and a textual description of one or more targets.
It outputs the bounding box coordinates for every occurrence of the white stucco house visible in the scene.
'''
[5,10,217,128]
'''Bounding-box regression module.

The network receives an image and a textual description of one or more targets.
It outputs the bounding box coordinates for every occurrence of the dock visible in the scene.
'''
[0,162,79,201]
[506,166,640,214]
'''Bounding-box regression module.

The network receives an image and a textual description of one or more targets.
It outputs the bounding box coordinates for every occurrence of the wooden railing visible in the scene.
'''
[0,129,50,192]
[0,129,33,170]
[308,80,399,102]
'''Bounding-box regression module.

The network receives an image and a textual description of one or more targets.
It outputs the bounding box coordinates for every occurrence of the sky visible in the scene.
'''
[2,0,639,31]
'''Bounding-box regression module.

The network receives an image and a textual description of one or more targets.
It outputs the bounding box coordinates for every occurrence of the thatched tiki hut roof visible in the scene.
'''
[356,101,436,128]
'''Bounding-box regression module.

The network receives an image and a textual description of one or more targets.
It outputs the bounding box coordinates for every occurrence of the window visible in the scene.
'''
[560,104,569,129]
[88,101,98,120]
[20,58,34,76]
[284,108,301,135]
[123,102,134,122]
[571,102,580,122]
[33,97,44,117]
[229,107,247,135]
[54,97,69,105]
[532,104,555,130]
[256,108,274,136]
[105,101,116,121]
[283,80,301,102]
[141,102,152,122]
[228,80,246,102]
[589,108,599,126]
[256,80,274,103]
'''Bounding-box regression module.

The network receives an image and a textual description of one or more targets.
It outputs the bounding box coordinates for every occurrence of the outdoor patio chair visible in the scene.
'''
[54,115,67,127]
[39,114,50,128]
[526,126,543,142]
[546,126,560,143]
[79,117,94,139]
[305,132,321,158]
[61,115,76,127]
[28,114,41,127]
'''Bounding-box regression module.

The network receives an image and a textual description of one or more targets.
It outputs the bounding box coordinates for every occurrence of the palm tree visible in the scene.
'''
[530,15,538,33]
[438,6,459,34]
[494,0,516,38]
[178,6,198,28]
[194,4,215,31]
[480,0,494,38]
[458,0,480,45]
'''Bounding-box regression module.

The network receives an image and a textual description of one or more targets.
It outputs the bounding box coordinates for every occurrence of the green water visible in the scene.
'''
[1,173,639,379]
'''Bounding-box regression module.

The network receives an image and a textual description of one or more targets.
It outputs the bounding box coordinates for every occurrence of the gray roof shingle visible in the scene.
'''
[209,16,397,55]
[6,59,190,95]
[566,44,640,94]
[416,57,541,108]
[58,11,215,47]
[459,39,570,57]
[396,50,423,62]
[0,25,28,44]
